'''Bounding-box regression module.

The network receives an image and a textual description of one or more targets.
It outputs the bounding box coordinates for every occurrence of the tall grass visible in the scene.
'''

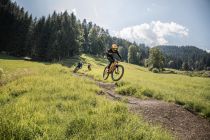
[0,56,172,139]
[76,54,210,118]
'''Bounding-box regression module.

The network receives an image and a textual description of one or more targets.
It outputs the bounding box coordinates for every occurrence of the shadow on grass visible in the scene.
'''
[59,55,87,68]
[84,54,108,67]
[0,53,107,69]
[0,54,22,60]
[0,53,61,68]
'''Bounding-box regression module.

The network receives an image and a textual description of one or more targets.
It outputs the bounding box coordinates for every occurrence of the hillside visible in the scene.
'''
[1,54,210,139]
[1,0,210,139]
[156,45,208,57]
[0,54,172,139]
[70,54,210,118]
[155,45,210,70]
[66,54,210,139]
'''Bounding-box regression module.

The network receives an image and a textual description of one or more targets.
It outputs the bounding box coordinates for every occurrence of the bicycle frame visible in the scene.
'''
[109,61,118,73]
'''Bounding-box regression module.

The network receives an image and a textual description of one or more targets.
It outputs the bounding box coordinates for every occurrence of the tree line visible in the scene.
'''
[156,45,210,70]
[0,0,145,61]
[1,0,210,71]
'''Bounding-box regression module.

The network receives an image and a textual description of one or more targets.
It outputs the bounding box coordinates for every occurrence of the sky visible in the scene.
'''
[13,0,210,51]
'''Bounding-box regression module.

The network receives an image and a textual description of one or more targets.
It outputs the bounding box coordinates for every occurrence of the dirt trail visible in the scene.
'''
[74,73,210,140]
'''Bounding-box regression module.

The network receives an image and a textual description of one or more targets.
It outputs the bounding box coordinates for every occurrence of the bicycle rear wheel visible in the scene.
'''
[103,66,109,80]
[111,65,124,81]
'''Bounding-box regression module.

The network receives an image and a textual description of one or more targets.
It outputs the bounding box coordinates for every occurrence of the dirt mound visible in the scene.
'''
[130,99,210,140]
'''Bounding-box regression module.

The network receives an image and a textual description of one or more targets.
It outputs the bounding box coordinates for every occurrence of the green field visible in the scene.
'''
[0,55,172,139]
[73,54,210,118]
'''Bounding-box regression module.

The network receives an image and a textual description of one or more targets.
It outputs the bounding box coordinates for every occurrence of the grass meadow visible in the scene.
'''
[75,54,210,118]
[0,54,172,139]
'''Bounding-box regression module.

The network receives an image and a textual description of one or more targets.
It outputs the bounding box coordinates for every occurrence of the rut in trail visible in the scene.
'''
[74,73,210,140]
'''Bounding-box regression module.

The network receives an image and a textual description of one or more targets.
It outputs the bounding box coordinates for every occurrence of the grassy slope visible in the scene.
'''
[75,54,210,118]
[0,55,172,140]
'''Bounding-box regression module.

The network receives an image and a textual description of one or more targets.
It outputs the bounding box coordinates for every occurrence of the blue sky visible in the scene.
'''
[13,0,210,51]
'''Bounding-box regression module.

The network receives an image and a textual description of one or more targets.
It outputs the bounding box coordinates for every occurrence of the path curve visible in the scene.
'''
[74,73,210,140]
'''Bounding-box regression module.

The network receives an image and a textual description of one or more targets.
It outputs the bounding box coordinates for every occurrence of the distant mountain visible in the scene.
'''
[155,45,210,70]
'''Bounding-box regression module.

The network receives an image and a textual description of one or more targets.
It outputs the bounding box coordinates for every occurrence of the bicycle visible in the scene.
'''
[73,62,83,73]
[73,66,80,73]
[103,60,124,81]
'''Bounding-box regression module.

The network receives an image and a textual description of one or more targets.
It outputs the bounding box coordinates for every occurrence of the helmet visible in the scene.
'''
[112,44,118,51]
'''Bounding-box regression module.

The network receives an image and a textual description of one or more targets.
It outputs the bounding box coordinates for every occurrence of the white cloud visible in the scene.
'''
[115,21,189,46]
[146,7,151,12]
[206,48,210,53]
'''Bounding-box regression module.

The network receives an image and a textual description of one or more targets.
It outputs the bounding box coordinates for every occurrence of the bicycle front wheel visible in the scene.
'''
[111,65,124,81]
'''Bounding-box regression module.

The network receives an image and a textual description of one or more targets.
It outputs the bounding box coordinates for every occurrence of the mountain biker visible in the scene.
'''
[87,63,91,71]
[77,61,83,69]
[106,44,122,70]
[73,61,83,73]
